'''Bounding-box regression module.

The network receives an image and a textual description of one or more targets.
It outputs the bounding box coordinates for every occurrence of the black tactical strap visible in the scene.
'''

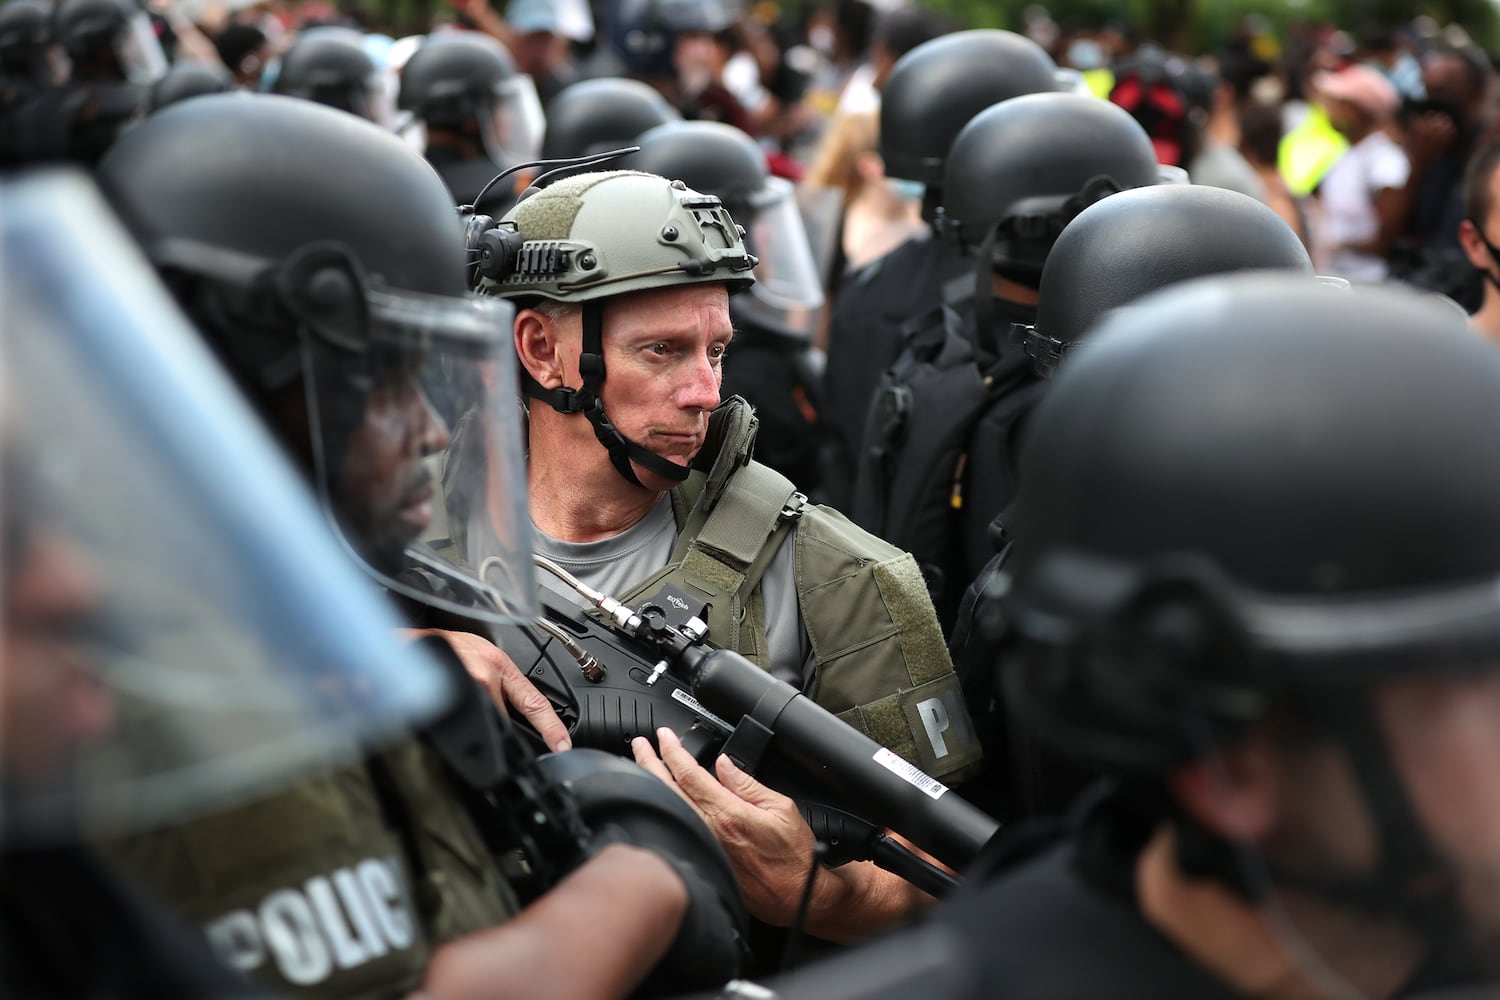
[523,301,691,488]
[971,225,1004,357]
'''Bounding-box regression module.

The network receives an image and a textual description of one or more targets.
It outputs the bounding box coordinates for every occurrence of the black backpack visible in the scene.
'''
[851,303,1040,632]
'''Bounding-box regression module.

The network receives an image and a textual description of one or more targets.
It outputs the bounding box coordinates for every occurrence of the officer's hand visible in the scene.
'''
[633,727,818,926]
[399,628,572,752]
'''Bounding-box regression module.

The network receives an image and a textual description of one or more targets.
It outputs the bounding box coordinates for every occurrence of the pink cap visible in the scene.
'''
[1314,64,1399,120]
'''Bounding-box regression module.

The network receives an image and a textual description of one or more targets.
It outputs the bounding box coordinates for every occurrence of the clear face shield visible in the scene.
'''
[1,171,454,847]
[1185,687,1500,997]
[367,68,401,130]
[296,265,539,624]
[1180,589,1500,999]
[330,69,396,127]
[115,8,167,84]
[480,73,545,165]
[734,176,826,341]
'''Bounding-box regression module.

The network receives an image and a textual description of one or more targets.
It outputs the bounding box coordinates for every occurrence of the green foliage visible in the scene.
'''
[912,0,1497,55]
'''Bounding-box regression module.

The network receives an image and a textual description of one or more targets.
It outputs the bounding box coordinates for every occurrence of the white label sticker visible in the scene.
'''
[873,747,948,800]
[670,687,734,733]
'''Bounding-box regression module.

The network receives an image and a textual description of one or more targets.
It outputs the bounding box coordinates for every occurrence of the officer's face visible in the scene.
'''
[601,284,732,489]
[1,522,112,786]
[1377,671,1500,967]
[336,378,450,569]
[549,283,733,492]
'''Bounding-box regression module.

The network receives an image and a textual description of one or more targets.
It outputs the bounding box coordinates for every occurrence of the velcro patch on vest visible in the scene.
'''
[898,675,984,780]
[680,546,748,595]
[873,555,951,685]
[837,701,916,768]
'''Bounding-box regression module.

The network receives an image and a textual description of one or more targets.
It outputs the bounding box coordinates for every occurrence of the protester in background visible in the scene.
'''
[803,108,923,282]
[835,5,945,114]
[212,21,270,86]
[1388,41,1492,305]
[1311,62,1408,280]
[1241,98,1310,245]
[1184,57,1267,200]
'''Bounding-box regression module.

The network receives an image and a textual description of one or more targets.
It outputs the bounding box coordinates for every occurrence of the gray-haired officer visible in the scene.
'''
[470,169,981,943]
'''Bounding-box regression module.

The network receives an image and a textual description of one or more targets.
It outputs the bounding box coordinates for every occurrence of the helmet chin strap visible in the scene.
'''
[522,300,692,489]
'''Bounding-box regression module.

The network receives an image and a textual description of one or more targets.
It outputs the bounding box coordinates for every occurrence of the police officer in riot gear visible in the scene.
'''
[948,184,1313,819]
[19,0,166,165]
[852,92,1163,634]
[0,1,51,99]
[0,0,55,164]
[398,31,545,218]
[624,119,832,496]
[95,93,748,998]
[470,167,980,945]
[0,0,49,83]
[1016,184,1315,379]
[822,29,1060,508]
[0,168,450,998]
[714,272,1500,999]
[541,75,680,159]
[955,274,1500,997]
[147,58,231,112]
[271,27,391,124]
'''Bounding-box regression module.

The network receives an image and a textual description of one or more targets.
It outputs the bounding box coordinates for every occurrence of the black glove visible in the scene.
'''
[534,749,751,992]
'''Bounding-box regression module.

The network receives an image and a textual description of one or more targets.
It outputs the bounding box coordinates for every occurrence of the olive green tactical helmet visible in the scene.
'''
[476,169,757,302]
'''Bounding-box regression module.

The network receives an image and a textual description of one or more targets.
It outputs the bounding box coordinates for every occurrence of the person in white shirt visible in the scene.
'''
[1312,62,1409,282]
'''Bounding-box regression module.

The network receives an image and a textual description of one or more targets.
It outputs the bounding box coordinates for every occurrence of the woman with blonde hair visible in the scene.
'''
[804,108,925,277]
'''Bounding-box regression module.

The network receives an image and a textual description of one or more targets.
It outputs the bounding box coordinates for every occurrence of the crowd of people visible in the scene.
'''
[7,0,1500,997]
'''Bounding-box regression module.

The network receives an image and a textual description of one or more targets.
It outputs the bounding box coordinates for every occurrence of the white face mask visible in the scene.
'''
[808,25,833,56]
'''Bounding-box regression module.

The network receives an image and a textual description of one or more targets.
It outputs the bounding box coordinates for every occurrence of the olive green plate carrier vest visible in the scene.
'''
[614,398,983,782]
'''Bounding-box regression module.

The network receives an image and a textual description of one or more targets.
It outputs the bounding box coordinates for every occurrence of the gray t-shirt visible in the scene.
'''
[533,496,814,689]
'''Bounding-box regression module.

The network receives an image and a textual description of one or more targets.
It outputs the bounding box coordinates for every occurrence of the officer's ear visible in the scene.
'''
[1459,219,1492,271]
[1166,723,1283,845]
[514,305,573,389]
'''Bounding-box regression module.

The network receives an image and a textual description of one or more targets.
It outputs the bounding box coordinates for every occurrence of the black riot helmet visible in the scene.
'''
[541,76,680,159]
[624,120,823,339]
[97,93,538,624]
[0,0,50,81]
[1,169,454,848]
[52,0,165,83]
[1016,185,1311,376]
[937,92,1163,286]
[148,59,232,112]
[997,275,1500,969]
[398,32,544,165]
[271,26,388,124]
[879,29,1059,215]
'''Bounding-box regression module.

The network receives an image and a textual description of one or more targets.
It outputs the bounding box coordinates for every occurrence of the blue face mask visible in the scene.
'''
[886,177,925,202]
